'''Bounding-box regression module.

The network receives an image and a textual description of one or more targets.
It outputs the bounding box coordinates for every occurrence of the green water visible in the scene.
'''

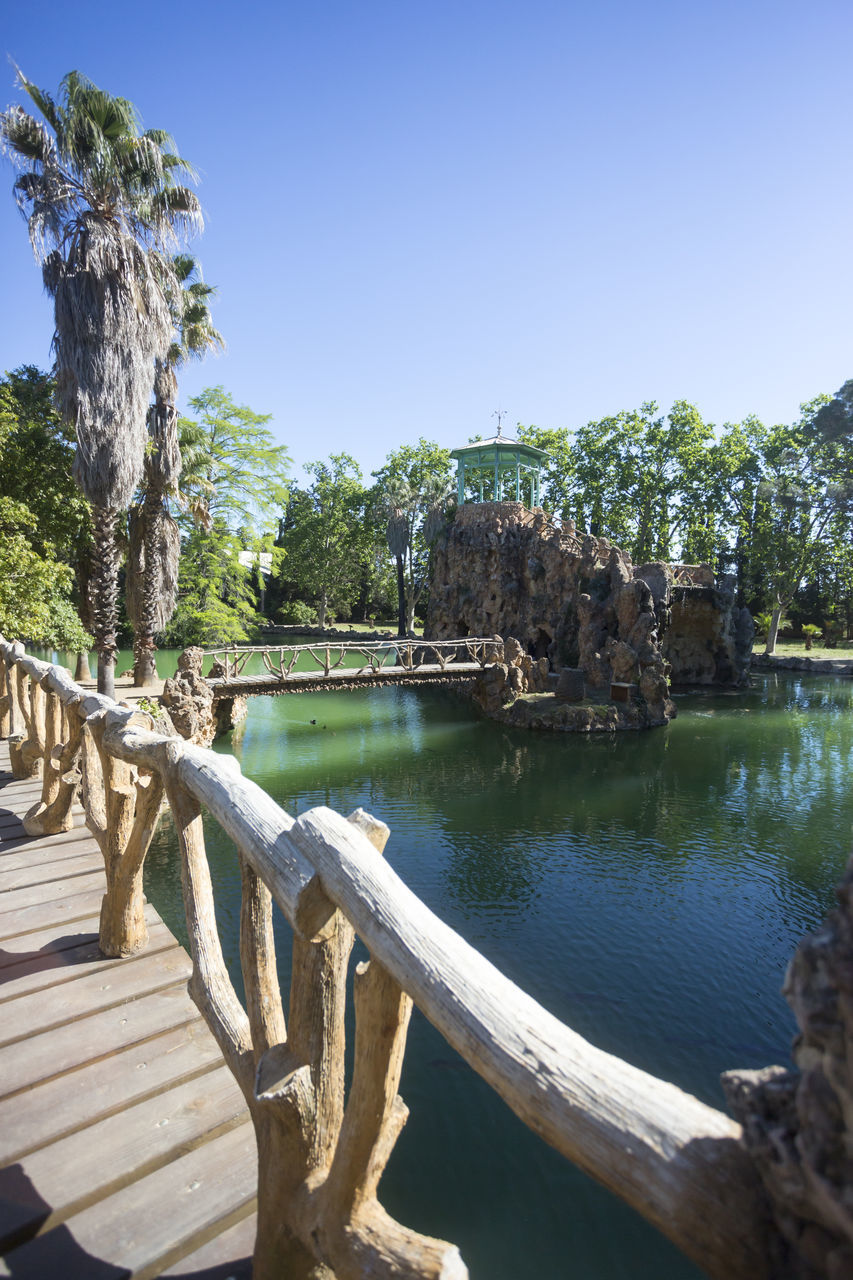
[138,661,853,1279]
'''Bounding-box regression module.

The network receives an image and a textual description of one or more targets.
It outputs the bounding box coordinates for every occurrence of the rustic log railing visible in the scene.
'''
[201,638,503,682]
[0,634,776,1279]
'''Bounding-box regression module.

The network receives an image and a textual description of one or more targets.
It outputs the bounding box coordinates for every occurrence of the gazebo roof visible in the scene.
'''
[449,434,550,462]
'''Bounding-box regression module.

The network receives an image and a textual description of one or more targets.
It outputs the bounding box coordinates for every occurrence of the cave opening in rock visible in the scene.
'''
[531,628,552,663]
[455,620,470,637]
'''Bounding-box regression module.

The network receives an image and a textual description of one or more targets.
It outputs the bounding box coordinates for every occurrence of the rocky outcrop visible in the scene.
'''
[428,504,751,689]
[722,859,853,1279]
[470,631,674,733]
[434,506,678,733]
[663,579,753,686]
[471,637,550,717]
[161,647,217,747]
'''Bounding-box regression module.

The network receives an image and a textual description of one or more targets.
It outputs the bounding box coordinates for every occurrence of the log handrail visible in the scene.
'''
[0,635,774,1279]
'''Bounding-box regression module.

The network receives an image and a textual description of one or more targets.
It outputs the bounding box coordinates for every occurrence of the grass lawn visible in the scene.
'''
[332,620,425,636]
[753,639,853,659]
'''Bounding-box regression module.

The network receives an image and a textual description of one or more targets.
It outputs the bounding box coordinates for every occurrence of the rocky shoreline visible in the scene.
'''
[751,653,853,676]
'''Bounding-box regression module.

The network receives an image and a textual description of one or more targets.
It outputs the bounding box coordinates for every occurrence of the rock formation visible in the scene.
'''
[429,505,676,731]
[639,563,754,686]
[160,647,217,746]
[427,502,751,689]
[722,859,853,1279]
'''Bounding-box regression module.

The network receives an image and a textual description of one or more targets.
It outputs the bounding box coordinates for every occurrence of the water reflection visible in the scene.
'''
[141,668,853,1280]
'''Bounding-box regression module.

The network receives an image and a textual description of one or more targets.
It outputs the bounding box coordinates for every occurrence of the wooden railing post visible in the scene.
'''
[83,707,166,957]
[9,660,42,779]
[0,650,10,739]
[246,808,465,1280]
[23,680,83,835]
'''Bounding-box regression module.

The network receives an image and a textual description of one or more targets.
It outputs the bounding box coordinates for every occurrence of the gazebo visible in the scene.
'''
[450,428,549,507]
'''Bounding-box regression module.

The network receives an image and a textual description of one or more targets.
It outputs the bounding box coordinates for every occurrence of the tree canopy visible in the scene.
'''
[277,454,373,628]
[179,387,290,534]
[0,367,92,649]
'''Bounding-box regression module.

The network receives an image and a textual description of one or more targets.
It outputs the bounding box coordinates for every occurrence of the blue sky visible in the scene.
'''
[1,0,852,483]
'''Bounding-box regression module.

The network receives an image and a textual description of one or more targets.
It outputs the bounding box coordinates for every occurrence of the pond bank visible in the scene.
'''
[751,653,853,675]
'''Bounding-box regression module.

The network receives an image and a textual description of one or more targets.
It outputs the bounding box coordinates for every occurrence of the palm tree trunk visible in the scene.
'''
[133,491,161,686]
[90,506,119,698]
[132,388,181,686]
[396,555,406,638]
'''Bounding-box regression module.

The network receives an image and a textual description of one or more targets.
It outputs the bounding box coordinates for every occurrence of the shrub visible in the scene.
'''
[276,601,318,626]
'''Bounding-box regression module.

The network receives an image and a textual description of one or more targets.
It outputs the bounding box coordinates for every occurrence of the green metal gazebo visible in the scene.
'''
[450,428,549,506]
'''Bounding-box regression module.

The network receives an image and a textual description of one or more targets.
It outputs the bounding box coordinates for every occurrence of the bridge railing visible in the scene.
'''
[201,637,503,681]
[0,635,773,1279]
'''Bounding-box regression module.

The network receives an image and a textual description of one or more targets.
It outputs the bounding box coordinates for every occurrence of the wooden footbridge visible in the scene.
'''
[201,637,502,696]
[0,635,803,1278]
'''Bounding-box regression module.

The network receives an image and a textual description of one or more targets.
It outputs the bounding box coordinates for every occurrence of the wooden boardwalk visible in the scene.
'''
[0,743,258,1279]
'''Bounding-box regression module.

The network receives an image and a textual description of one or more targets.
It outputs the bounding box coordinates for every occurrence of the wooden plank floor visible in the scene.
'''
[0,743,257,1278]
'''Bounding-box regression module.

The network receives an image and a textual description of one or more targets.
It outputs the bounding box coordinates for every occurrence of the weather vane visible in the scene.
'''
[492,408,507,436]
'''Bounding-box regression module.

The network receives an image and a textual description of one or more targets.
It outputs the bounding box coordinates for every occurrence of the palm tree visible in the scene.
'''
[382,476,453,636]
[384,483,411,638]
[129,256,223,685]
[0,70,201,696]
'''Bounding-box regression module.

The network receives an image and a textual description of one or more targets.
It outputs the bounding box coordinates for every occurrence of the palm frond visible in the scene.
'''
[0,106,55,166]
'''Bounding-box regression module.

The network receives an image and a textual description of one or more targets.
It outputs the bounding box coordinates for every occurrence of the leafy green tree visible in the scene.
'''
[179,388,290,535]
[0,367,93,659]
[1,70,201,695]
[158,388,287,645]
[0,367,91,558]
[521,404,715,563]
[515,425,576,517]
[372,440,453,635]
[161,519,257,647]
[706,416,768,598]
[0,497,92,649]
[278,454,372,627]
[129,257,224,685]
[757,398,853,654]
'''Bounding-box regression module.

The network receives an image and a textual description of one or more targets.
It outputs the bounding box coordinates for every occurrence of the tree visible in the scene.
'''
[520,404,712,561]
[129,256,224,685]
[277,454,372,627]
[0,496,92,650]
[179,387,289,533]
[0,367,91,556]
[757,399,853,655]
[0,366,93,666]
[1,69,201,696]
[372,440,453,635]
[157,388,288,646]
[705,416,768,598]
[161,519,257,647]
[516,424,576,518]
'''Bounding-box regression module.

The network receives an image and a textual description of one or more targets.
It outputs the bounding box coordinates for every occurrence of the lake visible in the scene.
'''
[124,649,852,1279]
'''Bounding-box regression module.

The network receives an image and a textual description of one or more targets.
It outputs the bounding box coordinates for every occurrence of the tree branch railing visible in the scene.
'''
[0,634,775,1279]
[201,638,504,683]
